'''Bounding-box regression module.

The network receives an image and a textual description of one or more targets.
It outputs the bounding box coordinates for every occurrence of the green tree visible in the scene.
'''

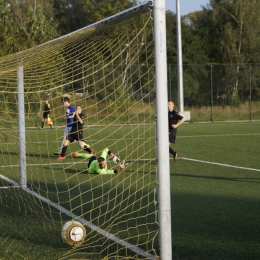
[208,0,260,102]
[166,10,209,106]
[0,0,58,56]
[53,0,137,35]
[185,0,260,104]
[7,0,54,22]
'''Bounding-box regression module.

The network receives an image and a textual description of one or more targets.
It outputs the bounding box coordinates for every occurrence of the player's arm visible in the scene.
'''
[67,113,75,119]
[64,112,75,120]
[65,110,76,120]
[97,161,126,174]
[75,112,84,124]
[172,115,185,128]
[176,117,185,127]
[47,104,51,114]
[66,105,76,119]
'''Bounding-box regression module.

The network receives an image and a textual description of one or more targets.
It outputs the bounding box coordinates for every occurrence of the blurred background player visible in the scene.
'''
[54,97,76,155]
[73,148,125,174]
[168,100,185,162]
[57,105,93,160]
[40,99,53,129]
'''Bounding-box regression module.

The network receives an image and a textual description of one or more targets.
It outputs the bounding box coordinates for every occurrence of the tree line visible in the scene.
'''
[2,0,260,63]
[167,0,260,105]
[0,0,137,55]
[1,0,260,105]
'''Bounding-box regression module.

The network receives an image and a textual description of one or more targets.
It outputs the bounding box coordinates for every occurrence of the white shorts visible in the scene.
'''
[63,126,72,136]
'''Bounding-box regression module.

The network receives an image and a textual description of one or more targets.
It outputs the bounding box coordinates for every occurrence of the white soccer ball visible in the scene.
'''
[60,221,86,247]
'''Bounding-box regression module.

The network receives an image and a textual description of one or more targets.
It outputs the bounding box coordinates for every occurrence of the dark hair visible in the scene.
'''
[98,157,105,163]
[63,96,70,102]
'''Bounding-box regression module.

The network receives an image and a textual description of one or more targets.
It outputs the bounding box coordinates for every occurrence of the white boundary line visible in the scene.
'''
[0,173,157,259]
[1,133,259,146]
[0,159,153,168]
[180,157,260,172]
[1,157,258,172]
[0,137,153,146]
[178,133,260,138]
[0,161,87,168]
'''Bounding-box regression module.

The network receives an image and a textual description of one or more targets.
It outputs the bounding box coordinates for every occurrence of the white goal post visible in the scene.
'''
[153,0,172,259]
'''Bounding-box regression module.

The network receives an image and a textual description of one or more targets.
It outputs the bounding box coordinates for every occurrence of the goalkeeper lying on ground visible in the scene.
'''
[73,148,126,174]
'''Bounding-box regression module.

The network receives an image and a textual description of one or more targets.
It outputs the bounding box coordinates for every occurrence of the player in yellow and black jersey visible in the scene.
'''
[40,99,53,129]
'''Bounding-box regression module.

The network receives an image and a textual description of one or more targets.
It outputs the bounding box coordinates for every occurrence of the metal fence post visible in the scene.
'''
[168,63,172,100]
[211,63,214,122]
[249,63,252,120]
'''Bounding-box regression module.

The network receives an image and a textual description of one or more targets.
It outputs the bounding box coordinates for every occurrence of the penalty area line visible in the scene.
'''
[0,174,157,260]
[181,157,260,172]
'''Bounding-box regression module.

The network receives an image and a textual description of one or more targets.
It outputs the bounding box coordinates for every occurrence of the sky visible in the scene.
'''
[165,0,209,15]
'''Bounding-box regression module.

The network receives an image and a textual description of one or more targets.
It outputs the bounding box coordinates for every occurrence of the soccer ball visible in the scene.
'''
[60,220,86,247]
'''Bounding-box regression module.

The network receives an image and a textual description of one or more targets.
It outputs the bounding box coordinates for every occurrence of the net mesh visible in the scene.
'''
[0,3,159,259]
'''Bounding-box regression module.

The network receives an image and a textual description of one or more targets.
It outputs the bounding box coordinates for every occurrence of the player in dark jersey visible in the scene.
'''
[168,100,185,162]
[57,105,93,160]
[40,99,53,129]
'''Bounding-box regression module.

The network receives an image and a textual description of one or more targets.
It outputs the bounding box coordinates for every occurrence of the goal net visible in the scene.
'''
[0,2,159,259]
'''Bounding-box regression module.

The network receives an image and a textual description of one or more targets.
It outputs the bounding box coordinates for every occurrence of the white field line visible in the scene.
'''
[1,138,152,146]
[0,173,156,259]
[1,133,260,146]
[0,161,88,168]
[0,156,258,172]
[0,159,153,168]
[180,157,260,172]
[178,133,260,138]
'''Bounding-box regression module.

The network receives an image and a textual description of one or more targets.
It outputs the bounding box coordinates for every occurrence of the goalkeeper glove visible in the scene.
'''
[117,160,126,172]
[112,155,120,163]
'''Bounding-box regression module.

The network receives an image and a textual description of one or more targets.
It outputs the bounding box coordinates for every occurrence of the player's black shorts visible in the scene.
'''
[43,112,49,119]
[67,131,83,142]
[169,129,176,144]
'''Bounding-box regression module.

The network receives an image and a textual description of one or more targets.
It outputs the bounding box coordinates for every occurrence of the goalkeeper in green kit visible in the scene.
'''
[73,148,126,174]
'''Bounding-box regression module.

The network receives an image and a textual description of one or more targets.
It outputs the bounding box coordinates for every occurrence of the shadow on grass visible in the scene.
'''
[170,191,260,259]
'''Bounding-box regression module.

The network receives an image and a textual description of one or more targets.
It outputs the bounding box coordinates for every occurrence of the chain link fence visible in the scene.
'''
[168,64,260,122]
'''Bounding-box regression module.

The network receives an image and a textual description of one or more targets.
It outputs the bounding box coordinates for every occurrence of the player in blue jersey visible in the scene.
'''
[54,96,76,155]
[57,105,94,160]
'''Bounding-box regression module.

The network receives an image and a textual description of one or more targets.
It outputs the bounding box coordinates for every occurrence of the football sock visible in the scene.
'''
[60,146,67,157]
[169,147,175,156]
[77,153,93,159]
[84,145,91,153]
[59,139,65,153]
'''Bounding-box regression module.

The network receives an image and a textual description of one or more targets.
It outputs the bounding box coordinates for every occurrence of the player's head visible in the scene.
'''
[45,99,49,104]
[98,157,107,169]
[168,100,174,111]
[62,96,70,106]
[76,105,82,113]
